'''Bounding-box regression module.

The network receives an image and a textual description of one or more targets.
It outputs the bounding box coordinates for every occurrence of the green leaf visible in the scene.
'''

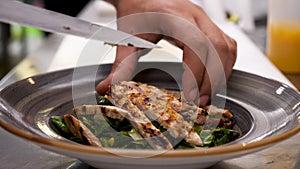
[97,96,113,105]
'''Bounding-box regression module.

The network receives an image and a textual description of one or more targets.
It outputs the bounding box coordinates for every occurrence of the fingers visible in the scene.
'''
[180,43,217,107]
[96,33,162,95]
[96,46,138,95]
[178,23,236,107]
[223,34,238,79]
[196,30,237,106]
[181,45,205,104]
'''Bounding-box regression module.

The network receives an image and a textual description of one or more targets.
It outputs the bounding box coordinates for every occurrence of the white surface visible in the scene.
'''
[48,0,294,89]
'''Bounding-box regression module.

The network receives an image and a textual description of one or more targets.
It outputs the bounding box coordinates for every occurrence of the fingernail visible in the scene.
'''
[200,95,209,107]
[188,87,199,101]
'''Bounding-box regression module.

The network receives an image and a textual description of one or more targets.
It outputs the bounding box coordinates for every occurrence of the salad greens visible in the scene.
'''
[49,96,240,149]
[50,116,83,144]
[79,114,151,149]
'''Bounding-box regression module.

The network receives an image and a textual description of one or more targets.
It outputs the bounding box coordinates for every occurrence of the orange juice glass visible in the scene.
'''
[267,0,300,73]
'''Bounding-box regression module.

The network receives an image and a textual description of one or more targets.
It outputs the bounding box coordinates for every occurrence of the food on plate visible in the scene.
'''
[50,81,240,149]
[63,114,102,147]
[110,81,202,147]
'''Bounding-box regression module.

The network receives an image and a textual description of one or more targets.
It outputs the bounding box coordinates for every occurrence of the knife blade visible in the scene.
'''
[0,0,159,49]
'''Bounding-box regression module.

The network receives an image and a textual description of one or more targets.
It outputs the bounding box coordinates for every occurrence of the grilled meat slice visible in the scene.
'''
[109,83,174,150]
[204,105,235,128]
[205,105,233,122]
[73,105,125,121]
[73,105,145,141]
[160,90,234,127]
[133,83,209,126]
[63,114,102,147]
[109,81,203,146]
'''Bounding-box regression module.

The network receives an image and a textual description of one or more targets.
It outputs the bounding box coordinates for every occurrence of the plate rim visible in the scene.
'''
[1,118,300,158]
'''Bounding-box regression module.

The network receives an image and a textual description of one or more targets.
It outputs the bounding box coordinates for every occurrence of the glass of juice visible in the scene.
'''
[267,0,300,73]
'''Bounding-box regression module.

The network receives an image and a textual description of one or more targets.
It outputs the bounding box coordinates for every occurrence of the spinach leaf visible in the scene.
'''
[49,116,72,137]
[97,95,113,106]
[201,128,240,147]
[49,116,84,144]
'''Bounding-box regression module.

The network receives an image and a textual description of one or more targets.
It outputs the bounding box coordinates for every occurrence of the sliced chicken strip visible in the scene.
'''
[63,114,102,147]
[110,81,203,146]
[109,83,174,150]
[73,105,125,121]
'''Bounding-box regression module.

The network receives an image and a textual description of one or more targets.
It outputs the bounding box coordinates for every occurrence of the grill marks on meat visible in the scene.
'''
[109,83,174,150]
[63,114,102,147]
[136,83,209,126]
[131,82,202,146]
[74,105,125,121]
[109,81,204,147]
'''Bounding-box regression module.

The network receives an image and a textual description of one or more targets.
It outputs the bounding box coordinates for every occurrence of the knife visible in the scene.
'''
[0,0,159,49]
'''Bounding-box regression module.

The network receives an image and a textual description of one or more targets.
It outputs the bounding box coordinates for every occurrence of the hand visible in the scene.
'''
[97,0,237,106]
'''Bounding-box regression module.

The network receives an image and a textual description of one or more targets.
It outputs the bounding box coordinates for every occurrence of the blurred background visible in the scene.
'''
[0,0,91,78]
[0,0,268,79]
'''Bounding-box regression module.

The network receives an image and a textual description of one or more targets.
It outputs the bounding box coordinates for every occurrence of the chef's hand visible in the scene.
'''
[96,0,237,106]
